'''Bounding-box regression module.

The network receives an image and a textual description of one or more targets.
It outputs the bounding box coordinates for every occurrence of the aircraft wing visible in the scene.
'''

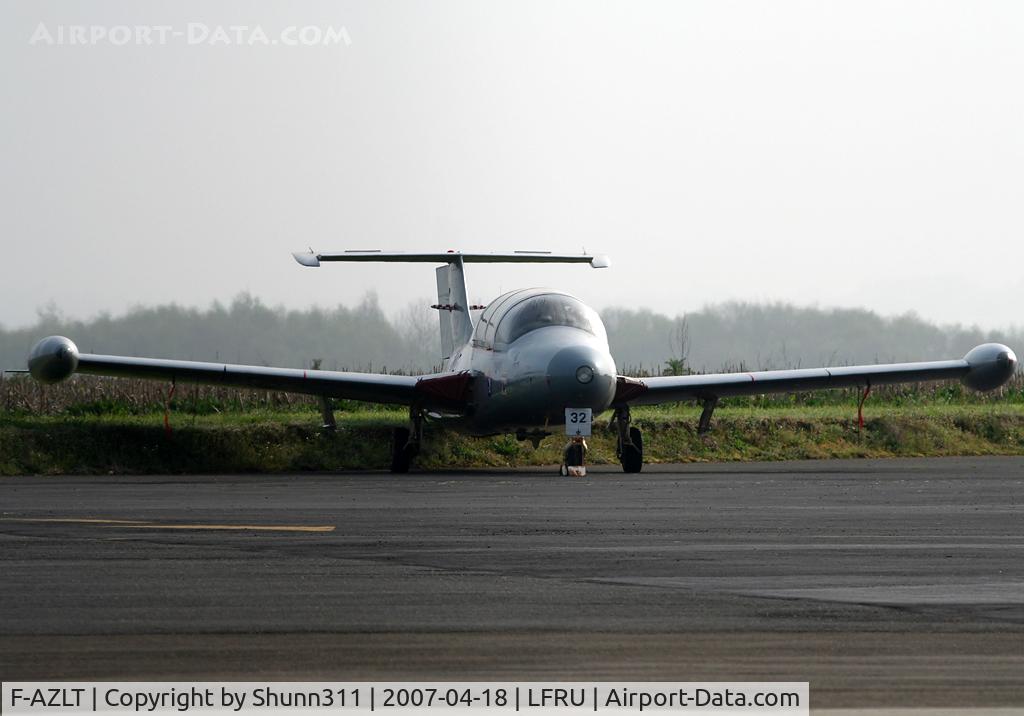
[615,343,1017,406]
[26,336,473,409]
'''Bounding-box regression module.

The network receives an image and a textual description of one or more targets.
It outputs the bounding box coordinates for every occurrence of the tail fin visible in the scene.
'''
[293,250,610,362]
[435,261,473,361]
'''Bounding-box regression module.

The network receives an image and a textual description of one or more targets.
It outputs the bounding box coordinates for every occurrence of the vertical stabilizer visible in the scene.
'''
[435,266,454,360]
[434,258,474,360]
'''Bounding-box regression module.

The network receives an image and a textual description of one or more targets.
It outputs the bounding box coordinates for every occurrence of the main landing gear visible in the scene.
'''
[390,407,423,473]
[613,406,644,473]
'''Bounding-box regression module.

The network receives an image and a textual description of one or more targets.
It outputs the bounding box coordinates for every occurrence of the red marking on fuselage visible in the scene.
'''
[612,376,647,404]
[416,371,472,405]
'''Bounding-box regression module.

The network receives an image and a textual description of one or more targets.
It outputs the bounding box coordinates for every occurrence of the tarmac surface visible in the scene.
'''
[2,456,1023,711]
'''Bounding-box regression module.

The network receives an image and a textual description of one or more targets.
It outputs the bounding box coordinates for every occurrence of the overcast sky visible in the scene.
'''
[2,1,1022,331]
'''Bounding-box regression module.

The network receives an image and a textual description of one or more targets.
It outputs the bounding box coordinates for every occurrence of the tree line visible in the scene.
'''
[1,293,1020,376]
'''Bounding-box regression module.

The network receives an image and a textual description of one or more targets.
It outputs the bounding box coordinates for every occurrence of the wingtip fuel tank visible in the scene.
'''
[27,336,79,384]
[962,343,1017,391]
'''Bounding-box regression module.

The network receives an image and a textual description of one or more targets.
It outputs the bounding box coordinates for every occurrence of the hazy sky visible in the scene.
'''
[2,1,1022,330]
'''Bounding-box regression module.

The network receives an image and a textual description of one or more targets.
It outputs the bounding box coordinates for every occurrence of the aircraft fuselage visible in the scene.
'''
[444,291,618,436]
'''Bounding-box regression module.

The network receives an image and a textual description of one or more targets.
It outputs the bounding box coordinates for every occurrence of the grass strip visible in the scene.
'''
[3,405,1023,475]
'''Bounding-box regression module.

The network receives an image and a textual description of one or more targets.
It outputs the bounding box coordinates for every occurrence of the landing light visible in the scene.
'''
[576,365,594,384]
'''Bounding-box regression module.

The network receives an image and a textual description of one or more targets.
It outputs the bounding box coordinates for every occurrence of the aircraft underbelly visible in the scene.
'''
[467,371,614,435]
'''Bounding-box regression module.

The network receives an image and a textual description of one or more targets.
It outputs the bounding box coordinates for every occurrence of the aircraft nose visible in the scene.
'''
[546,344,616,409]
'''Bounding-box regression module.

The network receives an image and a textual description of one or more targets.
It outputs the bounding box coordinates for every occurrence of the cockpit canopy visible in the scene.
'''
[474,289,607,348]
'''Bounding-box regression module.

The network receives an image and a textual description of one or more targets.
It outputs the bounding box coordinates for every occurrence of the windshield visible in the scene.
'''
[495,294,601,344]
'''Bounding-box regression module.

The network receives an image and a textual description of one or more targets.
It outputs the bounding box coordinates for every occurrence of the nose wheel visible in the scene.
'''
[614,407,644,473]
[560,437,588,476]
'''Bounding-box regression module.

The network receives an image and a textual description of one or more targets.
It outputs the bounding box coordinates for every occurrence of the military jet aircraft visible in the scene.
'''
[26,251,1018,472]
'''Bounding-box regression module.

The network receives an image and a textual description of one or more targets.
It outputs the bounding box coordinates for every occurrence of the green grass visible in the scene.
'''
[2,402,1023,476]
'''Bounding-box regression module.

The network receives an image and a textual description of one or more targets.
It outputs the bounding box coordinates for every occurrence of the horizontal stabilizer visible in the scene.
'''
[293,250,610,268]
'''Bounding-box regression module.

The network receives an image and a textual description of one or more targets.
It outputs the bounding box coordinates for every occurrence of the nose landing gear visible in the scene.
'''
[613,406,644,473]
[560,437,588,477]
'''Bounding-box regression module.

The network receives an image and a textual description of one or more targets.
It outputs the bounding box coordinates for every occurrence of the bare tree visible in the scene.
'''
[664,313,690,376]
[394,299,441,371]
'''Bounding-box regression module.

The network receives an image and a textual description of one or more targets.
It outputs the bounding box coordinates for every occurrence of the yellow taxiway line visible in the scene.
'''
[0,517,334,532]
[117,523,335,532]
[3,517,148,524]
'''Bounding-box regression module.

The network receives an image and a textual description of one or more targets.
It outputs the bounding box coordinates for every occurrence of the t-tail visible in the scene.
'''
[293,249,610,365]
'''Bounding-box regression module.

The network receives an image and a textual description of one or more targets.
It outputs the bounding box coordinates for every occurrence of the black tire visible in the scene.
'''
[620,427,644,473]
[565,442,585,467]
[629,427,643,450]
[390,427,412,473]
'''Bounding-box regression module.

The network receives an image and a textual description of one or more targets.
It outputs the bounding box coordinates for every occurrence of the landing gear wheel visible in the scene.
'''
[565,442,585,467]
[560,438,588,476]
[619,427,644,473]
[390,427,416,473]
